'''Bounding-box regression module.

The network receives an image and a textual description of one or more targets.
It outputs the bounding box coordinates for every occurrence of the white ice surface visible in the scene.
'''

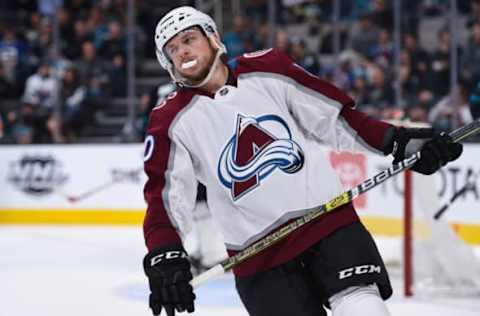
[1,226,479,316]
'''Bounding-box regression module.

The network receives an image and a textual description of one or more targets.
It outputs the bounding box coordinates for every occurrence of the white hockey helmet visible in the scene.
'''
[154,6,227,86]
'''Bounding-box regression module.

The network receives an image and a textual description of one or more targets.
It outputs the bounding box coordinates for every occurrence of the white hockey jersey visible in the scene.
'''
[143,48,393,276]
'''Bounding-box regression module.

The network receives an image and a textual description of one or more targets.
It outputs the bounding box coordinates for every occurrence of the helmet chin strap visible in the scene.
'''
[170,36,224,88]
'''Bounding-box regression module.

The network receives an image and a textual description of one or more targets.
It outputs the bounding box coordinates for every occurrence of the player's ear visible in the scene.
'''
[208,33,223,50]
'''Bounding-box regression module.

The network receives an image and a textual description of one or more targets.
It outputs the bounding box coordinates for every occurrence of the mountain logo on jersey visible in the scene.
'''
[218,114,304,200]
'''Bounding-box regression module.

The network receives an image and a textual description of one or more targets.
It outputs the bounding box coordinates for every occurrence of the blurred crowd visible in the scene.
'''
[0,0,145,144]
[1,0,480,144]
[224,0,480,136]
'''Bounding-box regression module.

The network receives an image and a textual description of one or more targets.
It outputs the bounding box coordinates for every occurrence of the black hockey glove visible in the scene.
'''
[382,127,434,159]
[409,132,463,175]
[384,127,463,175]
[143,245,195,316]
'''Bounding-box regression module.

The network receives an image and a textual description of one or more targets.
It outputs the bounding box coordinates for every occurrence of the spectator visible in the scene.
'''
[318,23,349,54]
[413,89,436,115]
[0,63,14,98]
[98,20,126,60]
[86,6,108,48]
[24,12,42,46]
[462,22,480,87]
[469,81,480,119]
[466,0,480,29]
[348,13,380,58]
[136,91,154,140]
[401,0,421,34]
[407,106,428,122]
[75,41,108,97]
[97,0,126,24]
[284,0,321,24]
[22,61,58,109]
[290,36,321,76]
[223,15,253,59]
[275,29,291,54]
[421,0,448,16]
[29,17,54,61]
[457,85,474,125]
[245,0,268,24]
[349,0,372,18]
[351,72,371,111]
[403,33,431,92]
[333,52,359,91]
[369,29,393,69]
[366,66,395,110]
[63,19,93,60]
[429,28,455,98]
[0,0,477,145]
[60,66,88,140]
[428,83,472,132]
[398,50,414,100]
[402,59,432,122]
[63,0,92,19]
[0,28,28,63]
[9,117,34,144]
[0,110,5,141]
[252,21,271,50]
[136,83,176,139]
[136,1,160,59]
[0,27,27,96]
[370,0,393,31]
[107,52,127,97]
[57,7,75,41]
[21,61,62,143]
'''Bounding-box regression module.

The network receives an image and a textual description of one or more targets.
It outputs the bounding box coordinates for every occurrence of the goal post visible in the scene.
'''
[403,154,480,297]
[386,119,480,297]
[404,169,413,297]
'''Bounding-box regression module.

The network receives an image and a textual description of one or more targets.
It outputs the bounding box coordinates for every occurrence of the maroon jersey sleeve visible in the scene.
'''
[143,91,197,250]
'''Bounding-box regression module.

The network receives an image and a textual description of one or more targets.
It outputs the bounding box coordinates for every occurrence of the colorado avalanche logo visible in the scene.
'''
[218,114,304,200]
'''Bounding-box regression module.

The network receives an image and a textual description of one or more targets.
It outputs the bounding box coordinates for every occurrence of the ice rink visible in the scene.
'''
[1,225,480,316]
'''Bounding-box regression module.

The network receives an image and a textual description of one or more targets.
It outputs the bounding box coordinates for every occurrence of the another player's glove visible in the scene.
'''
[143,245,196,316]
[384,127,463,175]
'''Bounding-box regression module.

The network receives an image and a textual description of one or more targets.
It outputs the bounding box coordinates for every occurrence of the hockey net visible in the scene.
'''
[377,120,480,298]
[400,170,480,297]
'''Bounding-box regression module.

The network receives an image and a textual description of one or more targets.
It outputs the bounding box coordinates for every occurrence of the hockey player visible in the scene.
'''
[142,6,463,316]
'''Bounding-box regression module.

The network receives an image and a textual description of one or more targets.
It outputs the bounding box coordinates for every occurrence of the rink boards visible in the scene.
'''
[0,143,479,243]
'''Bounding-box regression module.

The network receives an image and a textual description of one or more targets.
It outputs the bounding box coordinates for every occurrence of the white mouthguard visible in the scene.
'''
[181,60,198,69]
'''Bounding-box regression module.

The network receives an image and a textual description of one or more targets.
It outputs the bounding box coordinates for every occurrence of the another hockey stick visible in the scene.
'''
[433,170,477,220]
[63,168,143,203]
[64,179,118,203]
[190,119,480,288]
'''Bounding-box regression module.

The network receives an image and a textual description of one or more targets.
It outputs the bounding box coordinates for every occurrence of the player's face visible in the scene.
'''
[165,28,216,84]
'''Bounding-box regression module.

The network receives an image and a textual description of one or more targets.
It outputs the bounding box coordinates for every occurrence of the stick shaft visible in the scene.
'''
[433,186,468,220]
[433,171,477,220]
[66,167,144,202]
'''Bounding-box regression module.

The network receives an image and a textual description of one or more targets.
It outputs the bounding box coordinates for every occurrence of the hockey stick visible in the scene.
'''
[190,119,480,288]
[64,168,143,203]
[433,169,477,220]
[64,179,118,203]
